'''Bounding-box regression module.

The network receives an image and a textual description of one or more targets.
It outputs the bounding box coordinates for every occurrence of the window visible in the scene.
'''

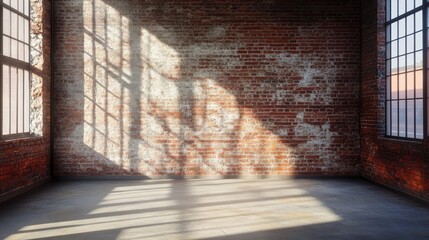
[386,0,427,139]
[1,0,30,137]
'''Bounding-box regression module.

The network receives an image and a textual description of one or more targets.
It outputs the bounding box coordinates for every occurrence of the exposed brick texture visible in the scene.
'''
[361,0,429,201]
[0,0,51,197]
[54,0,361,177]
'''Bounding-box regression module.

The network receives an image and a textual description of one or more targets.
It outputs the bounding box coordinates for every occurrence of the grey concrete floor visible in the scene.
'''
[0,178,428,240]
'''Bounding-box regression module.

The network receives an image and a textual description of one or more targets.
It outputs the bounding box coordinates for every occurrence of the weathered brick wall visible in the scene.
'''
[361,0,429,201]
[0,0,51,197]
[54,0,360,177]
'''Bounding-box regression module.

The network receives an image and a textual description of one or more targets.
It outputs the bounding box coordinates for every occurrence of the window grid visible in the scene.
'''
[386,0,428,140]
[0,0,31,137]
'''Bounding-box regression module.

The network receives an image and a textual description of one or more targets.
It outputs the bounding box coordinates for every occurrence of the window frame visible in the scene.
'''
[0,0,31,138]
[385,0,428,141]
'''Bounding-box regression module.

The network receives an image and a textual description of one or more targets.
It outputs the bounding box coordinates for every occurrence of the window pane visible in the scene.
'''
[392,0,398,19]
[416,11,423,31]
[407,72,414,98]
[416,51,423,70]
[3,9,11,36]
[399,74,406,99]
[17,69,24,133]
[2,65,10,135]
[416,99,424,139]
[3,0,10,6]
[407,0,414,12]
[407,14,414,35]
[416,70,423,98]
[10,67,17,134]
[24,0,30,16]
[416,0,423,7]
[399,18,406,37]
[10,0,18,10]
[392,58,398,75]
[407,53,414,72]
[399,56,406,73]
[406,35,414,53]
[11,39,18,59]
[24,70,30,132]
[399,100,406,137]
[416,31,423,50]
[391,40,398,58]
[391,75,398,99]
[11,11,18,39]
[392,22,398,40]
[392,101,398,136]
[399,37,406,55]
[3,36,11,57]
[407,99,415,138]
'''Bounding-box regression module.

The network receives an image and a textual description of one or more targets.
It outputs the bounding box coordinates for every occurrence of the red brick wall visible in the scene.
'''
[361,0,429,201]
[0,0,51,197]
[54,0,361,177]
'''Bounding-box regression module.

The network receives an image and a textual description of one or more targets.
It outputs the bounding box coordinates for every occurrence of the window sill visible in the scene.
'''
[0,133,43,144]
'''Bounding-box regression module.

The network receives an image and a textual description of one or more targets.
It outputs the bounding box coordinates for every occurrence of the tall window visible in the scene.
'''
[386,0,427,140]
[1,0,30,137]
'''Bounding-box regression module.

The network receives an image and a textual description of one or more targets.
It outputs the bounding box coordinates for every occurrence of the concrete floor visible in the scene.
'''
[0,178,428,240]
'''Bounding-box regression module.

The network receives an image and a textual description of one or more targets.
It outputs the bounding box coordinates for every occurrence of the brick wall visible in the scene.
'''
[361,0,429,201]
[0,0,51,198]
[54,0,361,177]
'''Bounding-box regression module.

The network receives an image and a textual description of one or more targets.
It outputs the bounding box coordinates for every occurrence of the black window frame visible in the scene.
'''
[385,0,428,141]
[0,0,31,138]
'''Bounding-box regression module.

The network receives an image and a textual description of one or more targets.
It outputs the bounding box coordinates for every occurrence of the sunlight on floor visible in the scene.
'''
[9,179,341,240]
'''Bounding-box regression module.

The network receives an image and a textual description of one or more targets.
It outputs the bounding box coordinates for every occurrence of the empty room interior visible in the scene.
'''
[1,0,429,239]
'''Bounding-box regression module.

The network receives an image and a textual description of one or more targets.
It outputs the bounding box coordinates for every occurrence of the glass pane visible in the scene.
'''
[399,18,406,38]
[10,67,18,134]
[18,0,24,13]
[17,69,23,133]
[387,101,391,135]
[407,99,415,138]
[24,0,30,16]
[18,16,24,42]
[3,0,10,6]
[406,35,414,53]
[387,76,391,100]
[416,31,423,50]
[416,11,423,31]
[407,72,414,98]
[11,11,18,39]
[416,99,423,139]
[407,53,414,72]
[416,0,423,7]
[11,39,18,59]
[392,58,398,74]
[416,70,423,98]
[392,40,398,58]
[24,20,29,44]
[392,0,398,19]
[391,75,398,99]
[24,44,29,62]
[399,74,406,99]
[399,38,406,55]
[2,65,10,135]
[3,9,11,36]
[392,101,398,136]
[392,22,398,40]
[387,42,391,59]
[399,100,406,137]
[11,0,18,10]
[399,56,406,73]
[3,36,11,57]
[407,0,414,12]
[24,70,30,132]
[416,50,423,70]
